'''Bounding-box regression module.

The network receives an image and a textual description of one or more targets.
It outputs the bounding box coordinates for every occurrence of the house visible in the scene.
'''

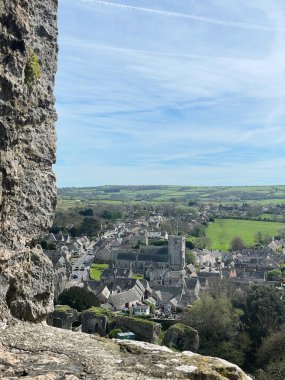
[183,277,200,298]
[94,240,113,261]
[101,268,133,282]
[133,305,150,316]
[152,285,183,309]
[268,239,285,253]
[107,282,146,310]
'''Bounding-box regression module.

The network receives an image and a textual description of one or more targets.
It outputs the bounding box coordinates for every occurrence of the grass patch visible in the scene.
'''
[206,219,284,251]
[132,273,144,279]
[89,263,108,281]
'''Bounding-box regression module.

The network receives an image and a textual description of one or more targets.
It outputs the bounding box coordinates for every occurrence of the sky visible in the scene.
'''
[55,0,285,187]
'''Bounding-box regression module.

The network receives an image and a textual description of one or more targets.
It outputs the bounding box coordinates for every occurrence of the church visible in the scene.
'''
[113,235,186,274]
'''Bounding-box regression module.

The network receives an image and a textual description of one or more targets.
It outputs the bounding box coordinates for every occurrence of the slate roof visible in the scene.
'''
[186,264,196,273]
[137,246,169,263]
[178,293,196,307]
[101,268,132,279]
[198,271,221,278]
[116,250,138,261]
[108,289,142,310]
[152,285,182,304]
[107,278,137,292]
[184,277,199,291]
[198,277,208,287]
[140,246,168,255]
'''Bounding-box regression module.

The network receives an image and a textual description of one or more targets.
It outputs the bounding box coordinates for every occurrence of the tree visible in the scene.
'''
[255,326,285,380]
[277,226,285,239]
[267,269,282,281]
[149,240,168,246]
[230,236,245,251]
[187,294,248,366]
[191,224,205,237]
[58,287,100,312]
[241,286,285,348]
[102,209,123,220]
[40,240,56,251]
[195,237,211,250]
[255,231,271,246]
[79,217,100,238]
[186,239,195,249]
[256,325,285,369]
[79,208,94,216]
[186,251,196,265]
[69,226,79,238]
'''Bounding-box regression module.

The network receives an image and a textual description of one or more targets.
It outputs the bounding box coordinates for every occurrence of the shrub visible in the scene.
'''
[58,287,100,312]
[109,328,122,339]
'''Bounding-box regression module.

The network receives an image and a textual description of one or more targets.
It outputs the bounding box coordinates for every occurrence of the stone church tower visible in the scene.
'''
[168,235,186,270]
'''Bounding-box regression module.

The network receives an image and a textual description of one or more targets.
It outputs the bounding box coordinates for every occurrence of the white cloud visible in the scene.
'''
[78,0,285,32]
[55,0,285,186]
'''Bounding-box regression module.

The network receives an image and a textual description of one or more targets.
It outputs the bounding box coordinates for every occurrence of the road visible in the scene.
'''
[70,247,94,284]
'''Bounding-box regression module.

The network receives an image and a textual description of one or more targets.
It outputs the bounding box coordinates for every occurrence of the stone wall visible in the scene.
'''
[46,307,79,330]
[0,0,58,322]
[115,315,161,344]
[81,311,109,335]
[162,323,199,352]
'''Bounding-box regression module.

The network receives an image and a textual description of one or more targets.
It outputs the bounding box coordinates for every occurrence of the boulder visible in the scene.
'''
[0,322,252,379]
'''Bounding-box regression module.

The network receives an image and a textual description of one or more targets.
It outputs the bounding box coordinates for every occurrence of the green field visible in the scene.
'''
[89,263,108,281]
[57,185,285,207]
[206,219,285,251]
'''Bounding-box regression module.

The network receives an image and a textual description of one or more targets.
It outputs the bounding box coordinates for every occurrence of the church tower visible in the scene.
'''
[168,235,186,270]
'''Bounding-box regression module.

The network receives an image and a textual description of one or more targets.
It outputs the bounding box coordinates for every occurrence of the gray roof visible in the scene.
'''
[186,264,196,272]
[137,246,169,263]
[116,250,138,261]
[101,268,132,279]
[152,286,182,304]
[198,271,221,278]
[107,278,137,292]
[108,288,142,309]
[184,277,199,290]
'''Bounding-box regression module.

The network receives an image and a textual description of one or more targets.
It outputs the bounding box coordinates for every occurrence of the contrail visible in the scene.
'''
[78,0,285,33]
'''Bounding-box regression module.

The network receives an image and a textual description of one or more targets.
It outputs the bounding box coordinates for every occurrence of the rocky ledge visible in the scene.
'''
[0,322,251,380]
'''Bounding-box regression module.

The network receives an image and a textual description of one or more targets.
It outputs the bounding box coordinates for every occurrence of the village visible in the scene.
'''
[43,210,285,320]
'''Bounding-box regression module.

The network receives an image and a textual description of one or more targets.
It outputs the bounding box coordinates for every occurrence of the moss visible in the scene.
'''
[120,315,157,326]
[25,50,41,84]
[54,305,73,313]
[158,330,166,345]
[85,307,114,323]
[86,307,111,316]
[169,323,187,332]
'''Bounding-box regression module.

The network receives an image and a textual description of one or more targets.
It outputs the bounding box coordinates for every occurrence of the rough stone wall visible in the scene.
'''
[0,0,58,321]
[46,308,79,330]
[115,315,161,344]
[81,312,108,336]
[162,323,199,352]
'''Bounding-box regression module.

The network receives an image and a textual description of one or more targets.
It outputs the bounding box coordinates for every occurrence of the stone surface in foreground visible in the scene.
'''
[0,322,251,380]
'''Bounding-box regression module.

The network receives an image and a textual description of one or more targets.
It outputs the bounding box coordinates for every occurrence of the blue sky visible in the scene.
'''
[55,0,285,187]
